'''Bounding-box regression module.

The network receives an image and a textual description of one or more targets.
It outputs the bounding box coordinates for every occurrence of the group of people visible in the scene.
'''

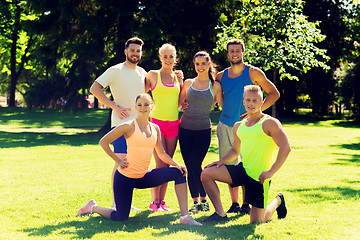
[77,37,291,226]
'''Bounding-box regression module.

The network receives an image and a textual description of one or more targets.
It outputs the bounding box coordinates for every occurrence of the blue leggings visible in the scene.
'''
[110,167,186,221]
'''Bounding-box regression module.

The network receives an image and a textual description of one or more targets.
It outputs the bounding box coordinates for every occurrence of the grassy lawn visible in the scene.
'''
[0,107,359,240]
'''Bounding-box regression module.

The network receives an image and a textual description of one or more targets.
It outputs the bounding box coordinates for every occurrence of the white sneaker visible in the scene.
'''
[77,199,96,216]
[111,205,142,211]
[180,214,202,226]
[131,205,142,211]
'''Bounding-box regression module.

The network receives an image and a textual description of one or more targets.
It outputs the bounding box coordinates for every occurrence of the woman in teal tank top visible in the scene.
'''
[145,43,183,212]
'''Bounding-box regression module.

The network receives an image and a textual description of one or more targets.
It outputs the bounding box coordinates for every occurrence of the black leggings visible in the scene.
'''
[179,127,211,199]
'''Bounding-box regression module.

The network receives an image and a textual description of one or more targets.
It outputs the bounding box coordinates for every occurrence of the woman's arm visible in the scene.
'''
[212,81,224,108]
[178,79,191,109]
[153,124,187,175]
[99,122,134,168]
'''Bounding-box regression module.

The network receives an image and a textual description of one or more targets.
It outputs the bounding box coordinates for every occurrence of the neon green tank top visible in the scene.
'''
[236,115,278,181]
[150,71,180,121]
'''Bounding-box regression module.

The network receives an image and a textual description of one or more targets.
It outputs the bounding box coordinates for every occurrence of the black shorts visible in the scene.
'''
[225,162,271,208]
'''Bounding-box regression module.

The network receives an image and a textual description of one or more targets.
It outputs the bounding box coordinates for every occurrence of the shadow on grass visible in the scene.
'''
[330,140,360,167]
[22,211,259,239]
[288,186,359,202]
[330,153,360,167]
[0,131,103,148]
[330,120,360,128]
[334,142,360,151]
[0,107,108,128]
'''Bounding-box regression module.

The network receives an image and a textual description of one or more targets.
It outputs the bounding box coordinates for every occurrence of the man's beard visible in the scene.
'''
[126,54,140,64]
[230,58,242,65]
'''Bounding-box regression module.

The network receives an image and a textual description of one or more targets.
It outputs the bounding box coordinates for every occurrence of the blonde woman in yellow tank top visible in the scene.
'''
[145,43,184,212]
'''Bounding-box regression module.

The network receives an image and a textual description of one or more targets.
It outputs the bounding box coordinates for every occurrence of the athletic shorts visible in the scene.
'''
[217,121,239,165]
[151,118,180,139]
[111,128,127,154]
[225,162,271,208]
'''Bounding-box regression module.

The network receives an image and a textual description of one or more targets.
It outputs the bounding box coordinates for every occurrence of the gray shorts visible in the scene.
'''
[216,121,240,165]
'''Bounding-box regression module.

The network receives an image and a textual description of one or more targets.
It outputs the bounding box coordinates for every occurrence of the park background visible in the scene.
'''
[1,0,360,239]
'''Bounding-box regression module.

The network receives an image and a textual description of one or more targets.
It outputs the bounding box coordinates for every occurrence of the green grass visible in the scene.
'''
[1,107,360,239]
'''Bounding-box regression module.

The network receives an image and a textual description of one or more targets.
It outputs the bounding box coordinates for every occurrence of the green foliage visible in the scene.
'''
[1,0,359,118]
[302,0,357,115]
[214,0,329,81]
[342,59,360,120]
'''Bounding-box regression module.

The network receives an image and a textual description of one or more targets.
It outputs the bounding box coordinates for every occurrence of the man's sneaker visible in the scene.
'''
[160,200,171,211]
[200,200,210,212]
[227,202,241,213]
[149,201,165,212]
[180,214,202,226]
[77,199,96,216]
[240,204,251,215]
[189,202,201,212]
[276,193,287,219]
[202,212,228,223]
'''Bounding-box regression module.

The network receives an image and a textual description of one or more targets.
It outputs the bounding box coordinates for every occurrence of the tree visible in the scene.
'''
[340,2,360,120]
[23,0,142,110]
[214,0,329,116]
[137,0,226,78]
[0,0,34,107]
[303,0,354,115]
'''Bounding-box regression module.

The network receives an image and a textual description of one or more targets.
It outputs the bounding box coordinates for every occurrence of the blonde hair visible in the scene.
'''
[158,43,177,57]
[244,85,263,100]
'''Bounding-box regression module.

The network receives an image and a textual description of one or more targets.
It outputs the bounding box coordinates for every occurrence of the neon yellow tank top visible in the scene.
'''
[236,115,278,181]
[150,71,180,121]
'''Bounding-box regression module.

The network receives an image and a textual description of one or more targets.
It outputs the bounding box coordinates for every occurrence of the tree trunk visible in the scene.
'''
[272,68,278,117]
[8,0,21,107]
[94,97,99,108]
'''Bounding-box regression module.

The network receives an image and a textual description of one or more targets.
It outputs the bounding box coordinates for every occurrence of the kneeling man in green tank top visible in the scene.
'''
[201,85,291,224]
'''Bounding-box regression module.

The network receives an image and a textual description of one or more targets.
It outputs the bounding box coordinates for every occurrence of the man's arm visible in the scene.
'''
[249,67,280,112]
[90,81,130,119]
[258,118,291,184]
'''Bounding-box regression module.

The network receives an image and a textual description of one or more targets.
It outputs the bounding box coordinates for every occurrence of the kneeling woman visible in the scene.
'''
[77,93,201,226]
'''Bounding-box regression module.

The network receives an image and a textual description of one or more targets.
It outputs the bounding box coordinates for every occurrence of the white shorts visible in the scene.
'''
[216,121,240,165]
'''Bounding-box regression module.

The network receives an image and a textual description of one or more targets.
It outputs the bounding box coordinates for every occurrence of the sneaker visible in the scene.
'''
[276,193,287,219]
[227,202,241,213]
[200,200,210,212]
[160,200,171,211]
[180,214,203,226]
[131,205,142,211]
[77,199,96,216]
[202,212,228,223]
[240,204,251,215]
[149,201,165,212]
[189,201,200,212]
[112,205,142,211]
